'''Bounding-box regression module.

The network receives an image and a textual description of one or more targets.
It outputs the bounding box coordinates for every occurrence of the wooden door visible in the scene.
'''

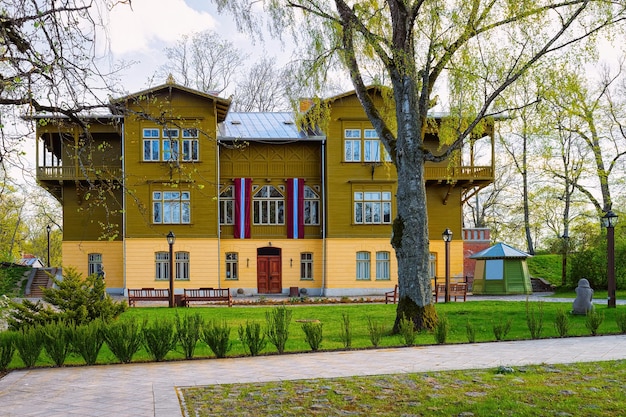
[257,255,282,294]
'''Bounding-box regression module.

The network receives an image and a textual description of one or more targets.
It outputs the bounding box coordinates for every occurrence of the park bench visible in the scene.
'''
[384,285,398,304]
[128,288,169,307]
[183,287,233,307]
[434,282,467,302]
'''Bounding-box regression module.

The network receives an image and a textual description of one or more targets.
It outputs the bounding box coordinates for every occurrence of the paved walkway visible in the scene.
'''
[1,334,626,417]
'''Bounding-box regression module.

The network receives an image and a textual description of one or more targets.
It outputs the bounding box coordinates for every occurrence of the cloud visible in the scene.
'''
[107,0,217,56]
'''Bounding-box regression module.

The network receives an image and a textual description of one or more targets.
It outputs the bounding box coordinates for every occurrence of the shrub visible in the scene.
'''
[104,318,144,363]
[238,321,266,356]
[265,305,292,354]
[202,320,232,358]
[6,299,59,331]
[433,315,449,345]
[176,312,204,359]
[142,318,177,362]
[554,308,572,337]
[492,318,512,341]
[366,316,385,347]
[585,309,604,336]
[339,312,352,349]
[0,331,16,371]
[397,315,417,346]
[14,327,43,367]
[466,320,476,343]
[72,320,105,365]
[301,321,323,351]
[616,311,626,334]
[41,321,72,366]
[525,300,544,339]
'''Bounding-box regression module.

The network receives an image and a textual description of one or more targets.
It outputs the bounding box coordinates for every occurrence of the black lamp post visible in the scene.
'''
[601,211,618,308]
[167,231,176,308]
[46,224,51,268]
[442,228,453,303]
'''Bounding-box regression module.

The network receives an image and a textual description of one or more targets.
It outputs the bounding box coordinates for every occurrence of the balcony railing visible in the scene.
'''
[37,165,122,181]
[424,166,493,182]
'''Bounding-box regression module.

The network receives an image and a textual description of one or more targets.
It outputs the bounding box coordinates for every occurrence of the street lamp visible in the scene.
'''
[442,228,453,303]
[46,224,51,268]
[166,231,176,308]
[601,211,618,308]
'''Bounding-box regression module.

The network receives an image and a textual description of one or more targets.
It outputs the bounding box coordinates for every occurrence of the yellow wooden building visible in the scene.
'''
[30,80,495,297]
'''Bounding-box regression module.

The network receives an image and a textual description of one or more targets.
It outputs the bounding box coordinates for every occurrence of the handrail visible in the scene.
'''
[37,165,123,181]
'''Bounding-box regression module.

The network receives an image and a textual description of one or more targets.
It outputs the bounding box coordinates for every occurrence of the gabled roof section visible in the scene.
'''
[111,80,232,123]
[219,112,322,142]
[469,243,531,260]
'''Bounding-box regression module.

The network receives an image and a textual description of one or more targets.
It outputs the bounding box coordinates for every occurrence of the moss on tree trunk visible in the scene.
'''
[393,295,438,333]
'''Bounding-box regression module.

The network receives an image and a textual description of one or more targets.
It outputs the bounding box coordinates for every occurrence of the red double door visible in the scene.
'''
[257,247,282,294]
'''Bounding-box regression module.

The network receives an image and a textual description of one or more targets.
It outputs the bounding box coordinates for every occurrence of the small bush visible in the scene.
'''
[72,320,105,365]
[176,313,204,360]
[466,320,476,343]
[42,321,73,366]
[492,318,512,341]
[554,308,572,337]
[397,315,417,346]
[104,318,144,363]
[585,310,604,336]
[14,327,43,367]
[366,317,385,347]
[339,312,352,349]
[525,301,544,339]
[143,318,177,362]
[238,321,266,356]
[0,331,16,371]
[266,305,292,354]
[616,311,626,334]
[301,321,323,351]
[433,315,450,345]
[202,320,232,358]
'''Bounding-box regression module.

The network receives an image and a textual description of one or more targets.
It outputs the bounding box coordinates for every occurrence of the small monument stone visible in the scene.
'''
[572,278,594,315]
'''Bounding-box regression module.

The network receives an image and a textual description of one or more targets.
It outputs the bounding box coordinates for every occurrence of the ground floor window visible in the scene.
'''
[155,251,190,280]
[155,252,169,280]
[300,252,313,280]
[88,253,103,277]
[376,251,390,280]
[225,252,238,280]
[356,251,371,280]
[176,251,190,280]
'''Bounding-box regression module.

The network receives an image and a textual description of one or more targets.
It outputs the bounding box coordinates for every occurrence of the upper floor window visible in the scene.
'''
[88,253,103,276]
[142,127,199,162]
[344,128,391,163]
[219,186,234,225]
[354,191,392,224]
[163,128,179,139]
[253,185,284,225]
[303,185,319,225]
[143,129,160,161]
[153,191,191,224]
[344,129,361,162]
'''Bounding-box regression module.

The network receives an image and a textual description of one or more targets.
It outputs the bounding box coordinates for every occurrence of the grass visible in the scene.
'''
[0,266,28,296]
[527,254,563,284]
[180,360,626,416]
[4,300,626,369]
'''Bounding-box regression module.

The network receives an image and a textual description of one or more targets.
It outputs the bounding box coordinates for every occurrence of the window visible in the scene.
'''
[181,139,199,161]
[303,185,319,225]
[354,191,392,224]
[253,185,284,225]
[225,252,238,280]
[163,128,179,139]
[429,253,437,279]
[356,251,370,280]
[143,129,160,161]
[155,251,169,280]
[364,129,380,162]
[182,128,198,138]
[219,186,234,225]
[88,253,103,276]
[344,128,362,162]
[376,251,390,280]
[163,139,179,161]
[300,253,313,280]
[153,191,191,224]
[176,252,190,280]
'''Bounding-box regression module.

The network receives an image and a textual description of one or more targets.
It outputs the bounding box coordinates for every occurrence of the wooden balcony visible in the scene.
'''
[424,165,493,185]
[37,165,123,182]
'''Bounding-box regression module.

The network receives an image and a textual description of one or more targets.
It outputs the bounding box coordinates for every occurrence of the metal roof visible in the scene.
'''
[469,242,531,259]
[219,112,321,141]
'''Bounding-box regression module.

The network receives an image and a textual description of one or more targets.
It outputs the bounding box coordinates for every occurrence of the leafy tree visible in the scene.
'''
[213,0,626,330]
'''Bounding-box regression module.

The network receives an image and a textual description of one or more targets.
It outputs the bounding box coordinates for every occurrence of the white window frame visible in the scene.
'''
[225,252,238,280]
[219,186,234,225]
[344,129,361,162]
[181,139,199,161]
[155,251,169,281]
[300,252,313,280]
[153,191,191,224]
[354,191,392,224]
[175,251,190,281]
[303,185,319,225]
[376,251,391,280]
[182,128,199,138]
[356,251,371,280]
[253,185,284,225]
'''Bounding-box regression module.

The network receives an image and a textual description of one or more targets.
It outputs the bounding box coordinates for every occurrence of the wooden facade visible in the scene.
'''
[30,81,495,296]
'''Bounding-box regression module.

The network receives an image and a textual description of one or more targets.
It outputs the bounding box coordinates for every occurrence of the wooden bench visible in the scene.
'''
[183,288,233,307]
[434,283,467,302]
[385,285,398,304]
[128,288,169,307]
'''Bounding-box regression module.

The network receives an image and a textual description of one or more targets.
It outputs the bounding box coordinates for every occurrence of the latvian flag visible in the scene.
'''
[234,178,251,239]
[287,178,305,239]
